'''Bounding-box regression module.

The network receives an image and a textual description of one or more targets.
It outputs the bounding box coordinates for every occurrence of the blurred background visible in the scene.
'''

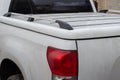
[94,0,120,11]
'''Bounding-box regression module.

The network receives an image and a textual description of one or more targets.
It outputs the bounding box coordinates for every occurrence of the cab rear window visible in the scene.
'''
[9,0,93,14]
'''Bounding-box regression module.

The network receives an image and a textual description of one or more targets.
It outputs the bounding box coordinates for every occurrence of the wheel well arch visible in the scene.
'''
[0,59,23,80]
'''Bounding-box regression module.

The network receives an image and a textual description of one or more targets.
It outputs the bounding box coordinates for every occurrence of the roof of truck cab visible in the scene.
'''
[0,12,120,40]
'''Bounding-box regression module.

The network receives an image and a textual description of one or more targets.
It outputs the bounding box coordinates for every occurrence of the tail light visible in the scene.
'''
[47,46,78,80]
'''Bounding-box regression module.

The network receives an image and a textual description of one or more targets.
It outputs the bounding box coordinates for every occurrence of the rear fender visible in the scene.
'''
[0,35,49,80]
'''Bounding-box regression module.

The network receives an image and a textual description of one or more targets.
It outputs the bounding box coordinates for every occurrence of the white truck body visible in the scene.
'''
[0,0,120,80]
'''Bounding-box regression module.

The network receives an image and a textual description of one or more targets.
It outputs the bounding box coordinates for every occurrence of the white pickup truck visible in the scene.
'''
[0,0,120,80]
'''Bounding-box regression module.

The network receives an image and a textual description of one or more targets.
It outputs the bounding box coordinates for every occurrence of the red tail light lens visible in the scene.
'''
[47,46,78,76]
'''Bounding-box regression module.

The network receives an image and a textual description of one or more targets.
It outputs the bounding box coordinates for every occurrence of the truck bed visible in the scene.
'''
[0,12,120,40]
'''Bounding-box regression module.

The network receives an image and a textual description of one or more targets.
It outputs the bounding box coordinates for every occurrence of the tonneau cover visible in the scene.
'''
[9,13,120,29]
[0,13,120,40]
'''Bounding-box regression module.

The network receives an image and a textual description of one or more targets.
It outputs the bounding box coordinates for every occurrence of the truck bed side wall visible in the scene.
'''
[0,22,76,80]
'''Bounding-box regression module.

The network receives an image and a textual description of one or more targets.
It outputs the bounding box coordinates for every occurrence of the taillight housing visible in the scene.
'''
[47,46,78,76]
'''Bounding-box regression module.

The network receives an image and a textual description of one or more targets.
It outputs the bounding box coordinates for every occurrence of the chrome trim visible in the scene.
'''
[52,74,78,80]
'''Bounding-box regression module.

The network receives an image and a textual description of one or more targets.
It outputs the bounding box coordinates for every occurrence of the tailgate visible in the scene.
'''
[77,38,120,80]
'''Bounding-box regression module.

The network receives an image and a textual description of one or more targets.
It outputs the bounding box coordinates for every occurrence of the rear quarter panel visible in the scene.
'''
[0,22,76,80]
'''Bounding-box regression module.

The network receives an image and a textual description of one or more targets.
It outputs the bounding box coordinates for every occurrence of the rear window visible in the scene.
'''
[9,0,32,14]
[9,0,93,14]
